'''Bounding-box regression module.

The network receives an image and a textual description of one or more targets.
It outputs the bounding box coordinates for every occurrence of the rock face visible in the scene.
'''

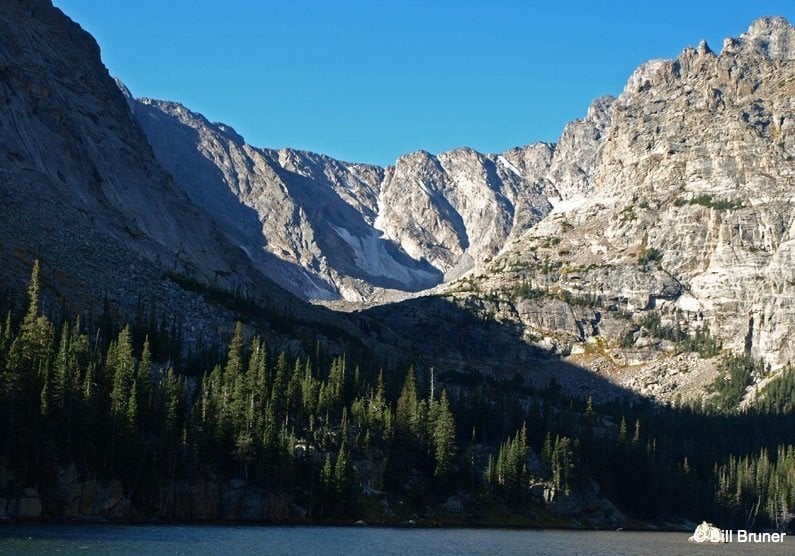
[129,97,439,301]
[129,97,560,301]
[0,0,369,355]
[435,16,795,376]
[541,482,626,529]
[128,85,619,303]
[120,15,795,390]
[0,1,246,289]
[0,1,231,311]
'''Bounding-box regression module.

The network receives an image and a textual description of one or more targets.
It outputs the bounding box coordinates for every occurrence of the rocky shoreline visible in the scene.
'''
[0,463,651,531]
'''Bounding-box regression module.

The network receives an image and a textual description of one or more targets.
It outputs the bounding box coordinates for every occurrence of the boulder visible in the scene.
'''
[110,498,132,518]
[219,480,245,519]
[289,503,308,519]
[78,480,99,514]
[240,489,264,521]
[261,493,290,521]
[191,477,220,519]
[92,480,124,514]
[61,482,84,517]
[441,496,463,514]
[16,497,42,518]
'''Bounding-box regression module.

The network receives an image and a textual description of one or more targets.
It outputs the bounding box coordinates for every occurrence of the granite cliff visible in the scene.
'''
[126,16,795,403]
[0,0,374,357]
[127,97,564,302]
[128,90,614,303]
[408,17,795,401]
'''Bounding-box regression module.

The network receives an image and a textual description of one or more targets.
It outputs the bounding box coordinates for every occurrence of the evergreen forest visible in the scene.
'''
[1,262,794,530]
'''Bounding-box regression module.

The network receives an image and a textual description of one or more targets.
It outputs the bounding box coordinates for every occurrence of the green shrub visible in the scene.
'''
[708,354,763,412]
[675,194,743,211]
[638,247,663,266]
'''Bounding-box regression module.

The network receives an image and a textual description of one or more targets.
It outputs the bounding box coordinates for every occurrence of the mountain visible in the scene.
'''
[413,17,795,400]
[0,0,373,357]
[3,1,794,406]
[3,1,795,529]
[126,17,795,404]
[127,93,613,302]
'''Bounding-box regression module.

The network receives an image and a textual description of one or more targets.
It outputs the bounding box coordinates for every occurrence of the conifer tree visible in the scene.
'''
[432,389,456,478]
[225,322,244,378]
[396,367,420,439]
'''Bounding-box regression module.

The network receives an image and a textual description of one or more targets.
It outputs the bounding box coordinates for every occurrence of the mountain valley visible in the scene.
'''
[0,0,794,530]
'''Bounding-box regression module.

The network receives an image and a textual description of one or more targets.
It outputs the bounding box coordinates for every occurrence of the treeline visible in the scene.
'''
[0,262,460,517]
[715,446,795,531]
[1,261,795,530]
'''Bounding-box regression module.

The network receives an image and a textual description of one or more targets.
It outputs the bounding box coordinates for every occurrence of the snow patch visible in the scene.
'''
[676,294,703,313]
[330,224,436,283]
[497,155,523,178]
[417,180,433,196]
[549,195,586,214]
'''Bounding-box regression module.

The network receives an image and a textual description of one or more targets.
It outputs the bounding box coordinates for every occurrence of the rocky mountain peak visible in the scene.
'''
[68,11,795,340]
[696,39,713,56]
[544,95,614,201]
[113,77,133,100]
[740,16,794,59]
[619,59,671,100]
[721,16,794,60]
[460,14,795,379]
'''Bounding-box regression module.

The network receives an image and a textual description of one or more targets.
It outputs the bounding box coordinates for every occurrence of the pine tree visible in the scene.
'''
[618,416,628,445]
[109,326,136,423]
[551,435,575,494]
[334,442,355,514]
[541,431,553,474]
[320,452,334,514]
[432,389,456,478]
[271,352,288,422]
[137,336,152,421]
[127,380,138,432]
[396,367,420,439]
[10,260,53,397]
[225,322,244,378]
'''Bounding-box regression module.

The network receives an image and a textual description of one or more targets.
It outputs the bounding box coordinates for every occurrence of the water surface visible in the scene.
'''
[0,524,791,555]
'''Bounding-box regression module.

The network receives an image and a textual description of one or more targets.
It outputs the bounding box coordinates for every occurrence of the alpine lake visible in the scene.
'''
[0,524,793,555]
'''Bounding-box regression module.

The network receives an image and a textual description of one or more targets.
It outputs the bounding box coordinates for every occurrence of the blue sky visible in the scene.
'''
[55,0,794,166]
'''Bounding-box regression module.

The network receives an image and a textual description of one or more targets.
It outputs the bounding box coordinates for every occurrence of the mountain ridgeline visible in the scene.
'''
[125,16,795,387]
[127,93,599,302]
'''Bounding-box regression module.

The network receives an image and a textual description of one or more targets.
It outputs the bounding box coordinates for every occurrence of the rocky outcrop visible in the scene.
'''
[538,482,626,529]
[375,148,551,282]
[0,462,297,522]
[442,16,795,377]
[129,86,616,303]
[129,96,557,301]
[544,96,614,202]
[0,0,376,360]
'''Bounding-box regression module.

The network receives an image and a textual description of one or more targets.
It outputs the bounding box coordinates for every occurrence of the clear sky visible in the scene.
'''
[54,0,794,166]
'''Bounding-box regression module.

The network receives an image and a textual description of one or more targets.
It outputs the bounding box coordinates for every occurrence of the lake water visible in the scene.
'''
[0,524,792,555]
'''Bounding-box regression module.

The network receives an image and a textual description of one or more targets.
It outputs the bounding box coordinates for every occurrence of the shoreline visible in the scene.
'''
[0,516,692,532]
